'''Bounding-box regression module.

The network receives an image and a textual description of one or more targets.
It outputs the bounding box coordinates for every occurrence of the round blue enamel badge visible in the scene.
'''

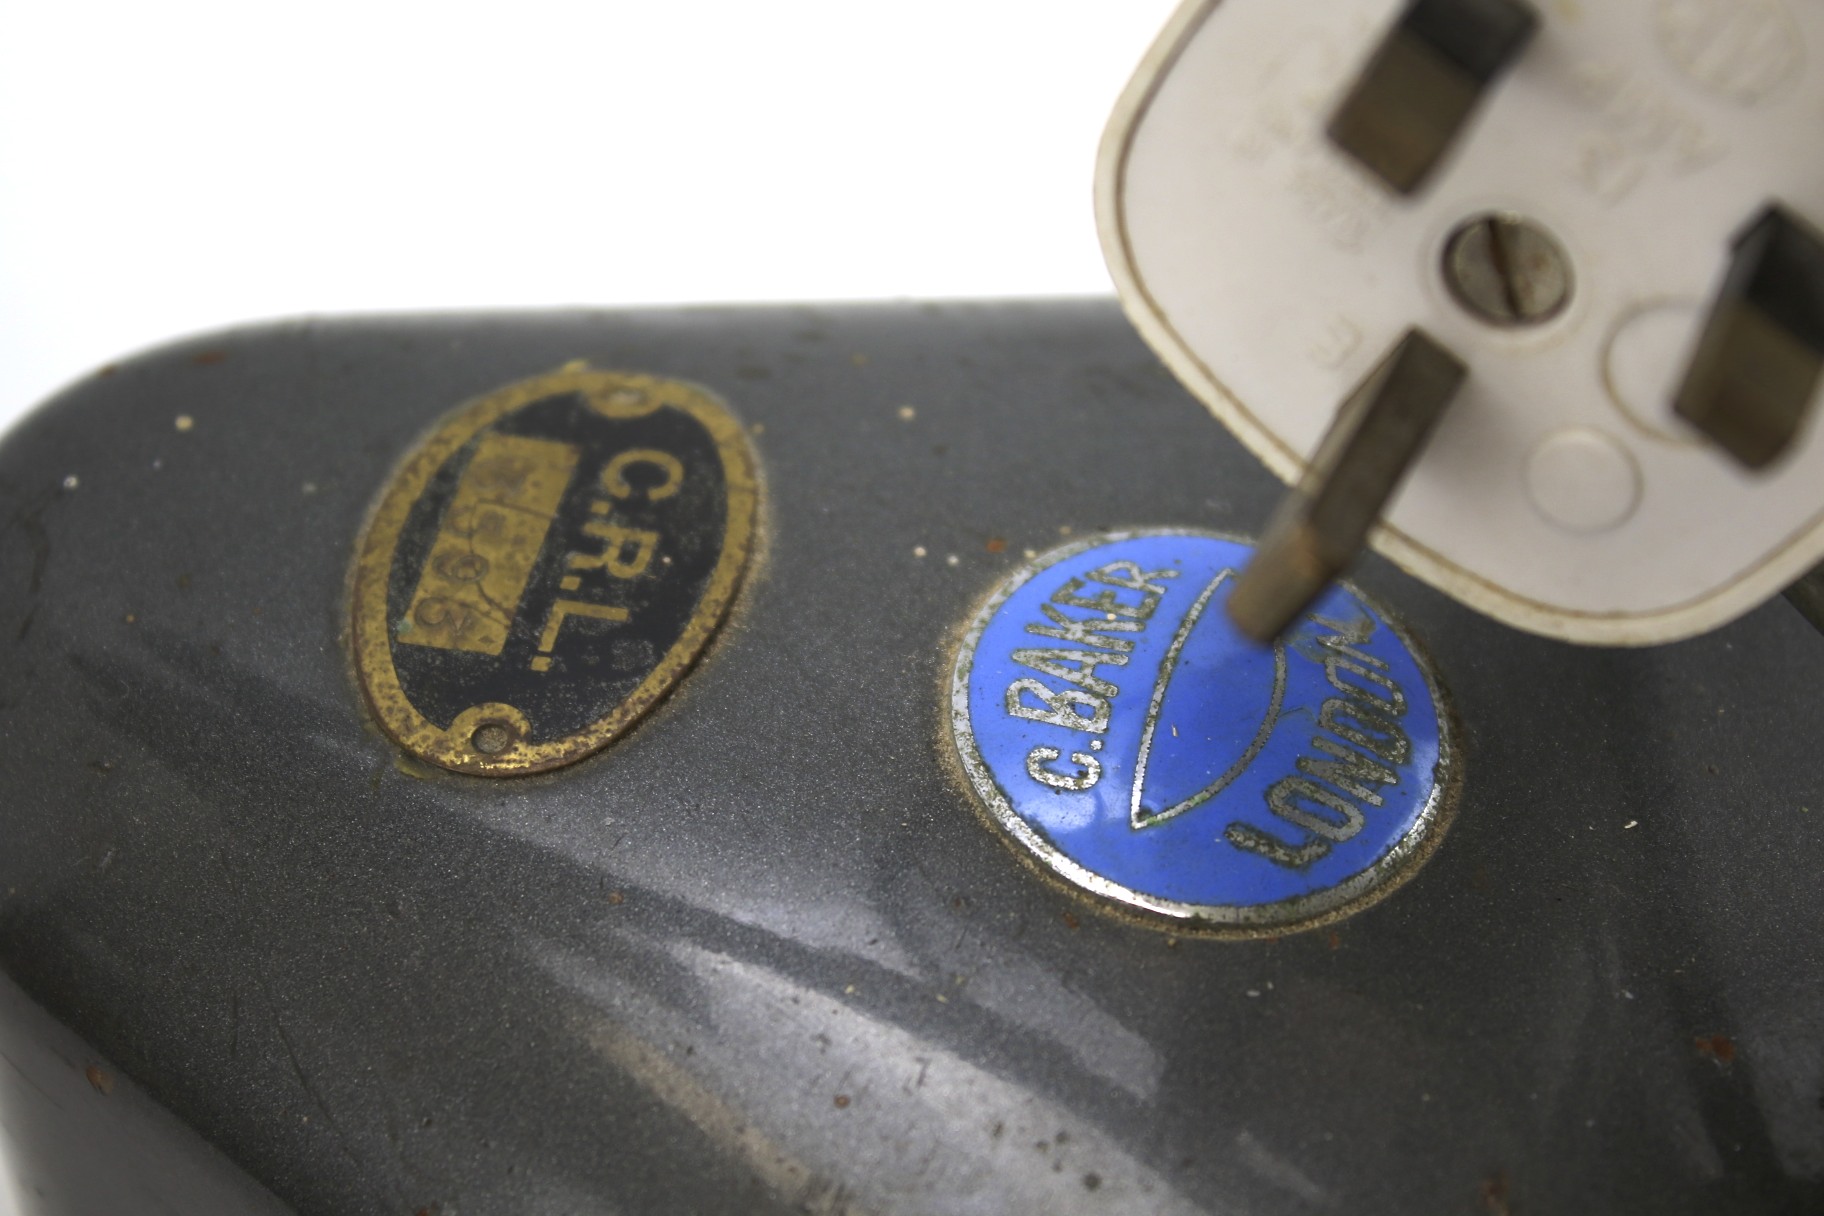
[950,531,1458,934]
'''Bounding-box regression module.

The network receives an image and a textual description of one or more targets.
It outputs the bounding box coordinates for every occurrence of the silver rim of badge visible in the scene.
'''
[948,528,1462,934]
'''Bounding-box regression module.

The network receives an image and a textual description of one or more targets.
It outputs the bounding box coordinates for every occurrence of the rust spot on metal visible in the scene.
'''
[607,891,625,906]
[84,1064,113,1095]
[191,350,228,366]
[986,537,1007,553]
[1696,1033,1737,1064]
[1480,1170,1512,1215]
[1062,912,1080,930]
[833,1094,851,1109]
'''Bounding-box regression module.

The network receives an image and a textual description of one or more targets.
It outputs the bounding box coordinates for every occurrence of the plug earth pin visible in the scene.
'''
[1327,0,1539,194]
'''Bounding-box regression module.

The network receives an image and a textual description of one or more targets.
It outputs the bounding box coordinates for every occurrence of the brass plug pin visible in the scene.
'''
[1229,329,1467,643]
[1673,203,1824,470]
[1328,0,1539,195]
[1786,561,1824,636]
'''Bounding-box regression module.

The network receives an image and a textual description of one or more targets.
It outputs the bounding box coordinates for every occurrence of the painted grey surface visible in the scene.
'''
[0,968,293,1215]
[0,300,1820,1214]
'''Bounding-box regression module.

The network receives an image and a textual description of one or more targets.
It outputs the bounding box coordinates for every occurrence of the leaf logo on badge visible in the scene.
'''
[1128,570,1286,830]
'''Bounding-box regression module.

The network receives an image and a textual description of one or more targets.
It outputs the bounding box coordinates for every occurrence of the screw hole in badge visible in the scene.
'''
[470,721,515,756]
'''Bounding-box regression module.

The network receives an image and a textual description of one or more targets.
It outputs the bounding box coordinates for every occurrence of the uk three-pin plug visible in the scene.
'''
[1099,0,1824,645]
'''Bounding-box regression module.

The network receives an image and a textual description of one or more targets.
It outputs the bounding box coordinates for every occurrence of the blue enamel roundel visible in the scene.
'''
[950,531,1459,932]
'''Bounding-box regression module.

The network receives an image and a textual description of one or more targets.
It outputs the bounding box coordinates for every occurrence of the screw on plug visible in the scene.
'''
[1229,329,1467,643]
[1673,203,1824,470]
[1444,213,1572,326]
[1327,0,1539,195]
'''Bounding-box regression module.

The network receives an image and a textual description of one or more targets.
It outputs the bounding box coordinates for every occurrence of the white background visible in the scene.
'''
[0,1,1177,438]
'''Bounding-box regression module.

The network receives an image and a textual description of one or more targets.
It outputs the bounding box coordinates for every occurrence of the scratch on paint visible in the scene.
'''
[274,1018,360,1167]
[585,1018,865,1215]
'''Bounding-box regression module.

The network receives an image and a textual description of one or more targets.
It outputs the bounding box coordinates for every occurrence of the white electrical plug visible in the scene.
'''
[1097,0,1824,645]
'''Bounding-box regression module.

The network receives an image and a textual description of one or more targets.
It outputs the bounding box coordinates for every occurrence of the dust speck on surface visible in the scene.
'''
[174,414,195,432]
[913,546,927,559]
[607,891,625,906]
[61,475,79,490]
[833,1094,851,1109]
[1083,1172,1102,1191]
[946,554,959,567]
[897,406,916,421]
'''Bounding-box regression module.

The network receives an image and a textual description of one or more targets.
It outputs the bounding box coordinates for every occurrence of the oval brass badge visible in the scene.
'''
[351,365,758,775]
